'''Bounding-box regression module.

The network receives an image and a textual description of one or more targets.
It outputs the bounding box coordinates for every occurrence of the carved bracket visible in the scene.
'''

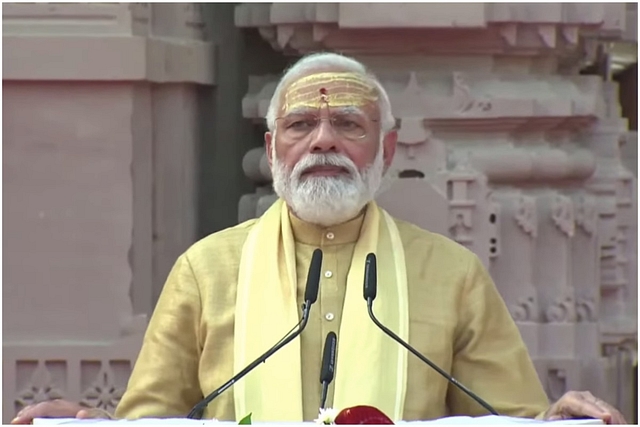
[575,297,597,322]
[515,195,538,237]
[545,296,576,323]
[551,194,575,237]
[509,296,537,322]
[574,194,597,235]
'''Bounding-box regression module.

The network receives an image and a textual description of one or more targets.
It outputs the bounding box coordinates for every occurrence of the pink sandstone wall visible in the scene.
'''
[2,2,637,423]
[2,3,213,423]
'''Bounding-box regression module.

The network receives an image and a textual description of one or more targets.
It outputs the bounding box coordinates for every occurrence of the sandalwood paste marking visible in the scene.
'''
[283,72,378,113]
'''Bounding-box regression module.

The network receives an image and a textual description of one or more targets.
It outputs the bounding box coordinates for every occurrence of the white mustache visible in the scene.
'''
[292,153,359,180]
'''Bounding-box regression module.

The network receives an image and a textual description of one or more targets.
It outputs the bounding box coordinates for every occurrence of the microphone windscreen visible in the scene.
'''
[320,331,337,383]
[304,249,323,304]
[363,252,377,301]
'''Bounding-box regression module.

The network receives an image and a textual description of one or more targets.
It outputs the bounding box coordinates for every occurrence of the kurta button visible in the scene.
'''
[325,313,335,321]
[326,232,335,240]
[325,271,333,278]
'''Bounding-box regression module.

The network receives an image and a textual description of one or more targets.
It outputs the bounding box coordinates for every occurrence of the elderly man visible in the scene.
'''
[12,53,626,425]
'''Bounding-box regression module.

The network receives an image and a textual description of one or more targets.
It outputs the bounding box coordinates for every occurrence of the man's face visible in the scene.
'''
[265,71,397,226]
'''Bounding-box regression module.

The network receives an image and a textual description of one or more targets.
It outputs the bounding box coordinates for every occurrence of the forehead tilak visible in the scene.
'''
[282,72,379,113]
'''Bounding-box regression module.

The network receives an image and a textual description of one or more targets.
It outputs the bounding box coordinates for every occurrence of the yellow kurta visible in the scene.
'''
[114,211,549,421]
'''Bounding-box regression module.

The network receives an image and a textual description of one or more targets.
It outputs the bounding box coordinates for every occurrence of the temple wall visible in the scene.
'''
[2,3,213,422]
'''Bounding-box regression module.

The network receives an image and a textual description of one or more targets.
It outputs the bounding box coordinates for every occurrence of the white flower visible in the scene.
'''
[315,407,340,424]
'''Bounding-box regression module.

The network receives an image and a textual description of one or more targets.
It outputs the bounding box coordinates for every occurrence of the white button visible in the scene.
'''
[324,270,333,278]
[326,232,335,240]
[325,313,335,321]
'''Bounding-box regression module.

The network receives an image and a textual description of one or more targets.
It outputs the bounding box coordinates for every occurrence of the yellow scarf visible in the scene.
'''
[234,199,409,421]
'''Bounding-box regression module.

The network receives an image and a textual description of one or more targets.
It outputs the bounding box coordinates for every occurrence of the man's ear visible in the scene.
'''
[265,131,274,168]
[382,130,397,170]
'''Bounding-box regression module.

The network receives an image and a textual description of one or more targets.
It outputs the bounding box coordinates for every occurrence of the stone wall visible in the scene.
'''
[2,3,214,422]
[236,3,638,420]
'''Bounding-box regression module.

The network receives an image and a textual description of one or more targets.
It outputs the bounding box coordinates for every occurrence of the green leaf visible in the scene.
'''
[238,413,252,425]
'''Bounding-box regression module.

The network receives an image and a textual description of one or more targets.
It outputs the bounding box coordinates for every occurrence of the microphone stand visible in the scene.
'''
[320,380,330,410]
[362,252,498,416]
[187,301,313,419]
[187,248,323,420]
[366,299,499,416]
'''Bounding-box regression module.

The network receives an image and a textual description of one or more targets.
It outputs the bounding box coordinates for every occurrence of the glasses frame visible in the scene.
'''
[274,112,380,142]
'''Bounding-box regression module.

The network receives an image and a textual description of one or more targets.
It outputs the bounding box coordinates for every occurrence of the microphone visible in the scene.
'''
[319,331,337,409]
[362,253,499,416]
[187,248,324,419]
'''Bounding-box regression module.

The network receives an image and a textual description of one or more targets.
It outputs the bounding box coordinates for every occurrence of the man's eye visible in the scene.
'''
[288,120,315,129]
[334,119,360,130]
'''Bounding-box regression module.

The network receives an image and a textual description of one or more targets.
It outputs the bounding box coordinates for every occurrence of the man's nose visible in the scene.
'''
[309,119,339,153]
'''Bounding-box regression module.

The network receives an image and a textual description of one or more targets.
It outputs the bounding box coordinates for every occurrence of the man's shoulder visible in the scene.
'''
[184,218,258,262]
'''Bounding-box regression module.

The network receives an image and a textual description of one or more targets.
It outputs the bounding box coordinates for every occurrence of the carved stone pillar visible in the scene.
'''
[491,191,540,356]
[2,3,214,422]
[235,2,636,419]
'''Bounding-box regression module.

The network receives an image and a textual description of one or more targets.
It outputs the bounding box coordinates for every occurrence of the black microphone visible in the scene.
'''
[362,253,499,416]
[319,331,337,409]
[187,248,324,419]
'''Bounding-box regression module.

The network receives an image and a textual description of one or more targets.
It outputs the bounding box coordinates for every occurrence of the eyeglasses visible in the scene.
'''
[275,112,378,142]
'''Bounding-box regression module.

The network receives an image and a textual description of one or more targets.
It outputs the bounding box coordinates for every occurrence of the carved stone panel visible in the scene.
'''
[79,360,130,412]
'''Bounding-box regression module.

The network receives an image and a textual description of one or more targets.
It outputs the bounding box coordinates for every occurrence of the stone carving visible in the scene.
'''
[574,194,598,235]
[397,118,430,148]
[545,296,575,323]
[510,296,537,322]
[449,210,473,246]
[537,24,556,48]
[449,152,474,174]
[617,173,635,206]
[550,194,575,238]
[453,72,493,115]
[14,362,66,412]
[80,369,125,411]
[561,25,579,46]
[3,351,139,423]
[498,24,517,46]
[399,72,426,108]
[514,195,538,237]
[575,298,597,322]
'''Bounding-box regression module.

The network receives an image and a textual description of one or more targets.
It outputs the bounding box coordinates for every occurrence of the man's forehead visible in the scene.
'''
[285,105,367,116]
[281,71,378,114]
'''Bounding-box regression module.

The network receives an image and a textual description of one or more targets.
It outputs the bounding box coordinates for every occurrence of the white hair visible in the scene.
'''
[265,52,396,134]
[271,138,386,227]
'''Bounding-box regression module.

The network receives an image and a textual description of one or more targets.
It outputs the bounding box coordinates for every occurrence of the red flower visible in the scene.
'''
[334,405,394,425]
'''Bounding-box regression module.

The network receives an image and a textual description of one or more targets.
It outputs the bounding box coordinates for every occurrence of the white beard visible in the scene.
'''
[271,143,385,227]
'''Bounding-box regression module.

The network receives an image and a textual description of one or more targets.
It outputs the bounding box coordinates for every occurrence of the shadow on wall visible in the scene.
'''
[615,63,637,131]
[196,3,292,238]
